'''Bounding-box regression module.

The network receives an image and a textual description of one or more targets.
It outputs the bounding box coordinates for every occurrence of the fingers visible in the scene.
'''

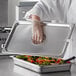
[32,32,37,44]
[32,21,46,44]
[32,34,45,44]
[32,32,43,44]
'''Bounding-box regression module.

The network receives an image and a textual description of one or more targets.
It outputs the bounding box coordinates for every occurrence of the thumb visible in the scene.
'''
[40,22,46,27]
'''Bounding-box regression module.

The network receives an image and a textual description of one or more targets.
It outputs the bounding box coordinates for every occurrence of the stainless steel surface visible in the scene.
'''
[0,57,23,76]
[0,0,8,27]
[0,27,11,52]
[4,21,73,57]
[0,57,76,76]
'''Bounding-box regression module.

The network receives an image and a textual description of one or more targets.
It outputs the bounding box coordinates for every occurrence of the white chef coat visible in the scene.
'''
[24,0,76,60]
[24,0,71,23]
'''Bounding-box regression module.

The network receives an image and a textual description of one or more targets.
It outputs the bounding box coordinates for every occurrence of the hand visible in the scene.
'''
[32,20,46,44]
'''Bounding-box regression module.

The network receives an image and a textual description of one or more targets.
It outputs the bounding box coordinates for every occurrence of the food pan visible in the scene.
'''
[13,56,71,73]
[2,21,75,73]
[14,55,76,73]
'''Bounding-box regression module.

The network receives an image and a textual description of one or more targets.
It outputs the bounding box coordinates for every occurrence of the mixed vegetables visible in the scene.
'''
[16,55,70,65]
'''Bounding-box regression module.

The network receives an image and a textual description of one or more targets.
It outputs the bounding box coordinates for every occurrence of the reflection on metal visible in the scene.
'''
[16,1,36,21]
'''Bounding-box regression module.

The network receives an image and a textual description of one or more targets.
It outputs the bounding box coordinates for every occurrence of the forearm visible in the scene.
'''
[31,15,41,28]
[32,15,40,21]
[31,15,45,44]
[31,15,45,27]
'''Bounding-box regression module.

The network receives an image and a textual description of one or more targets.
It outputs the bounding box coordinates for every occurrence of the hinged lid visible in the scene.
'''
[2,21,75,57]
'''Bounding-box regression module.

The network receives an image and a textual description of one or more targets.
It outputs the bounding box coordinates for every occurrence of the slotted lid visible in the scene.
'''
[4,21,73,57]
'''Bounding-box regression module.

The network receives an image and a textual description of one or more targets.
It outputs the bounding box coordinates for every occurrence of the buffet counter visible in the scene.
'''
[0,57,76,76]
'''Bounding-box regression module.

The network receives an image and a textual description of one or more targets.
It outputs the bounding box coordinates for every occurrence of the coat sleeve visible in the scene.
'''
[24,0,70,22]
[24,1,51,21]
[24,1,44,21]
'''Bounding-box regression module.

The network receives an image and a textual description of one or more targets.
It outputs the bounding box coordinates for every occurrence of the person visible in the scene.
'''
[25,0,76,44]
[24,0,76,59]
[24,0,74,44]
